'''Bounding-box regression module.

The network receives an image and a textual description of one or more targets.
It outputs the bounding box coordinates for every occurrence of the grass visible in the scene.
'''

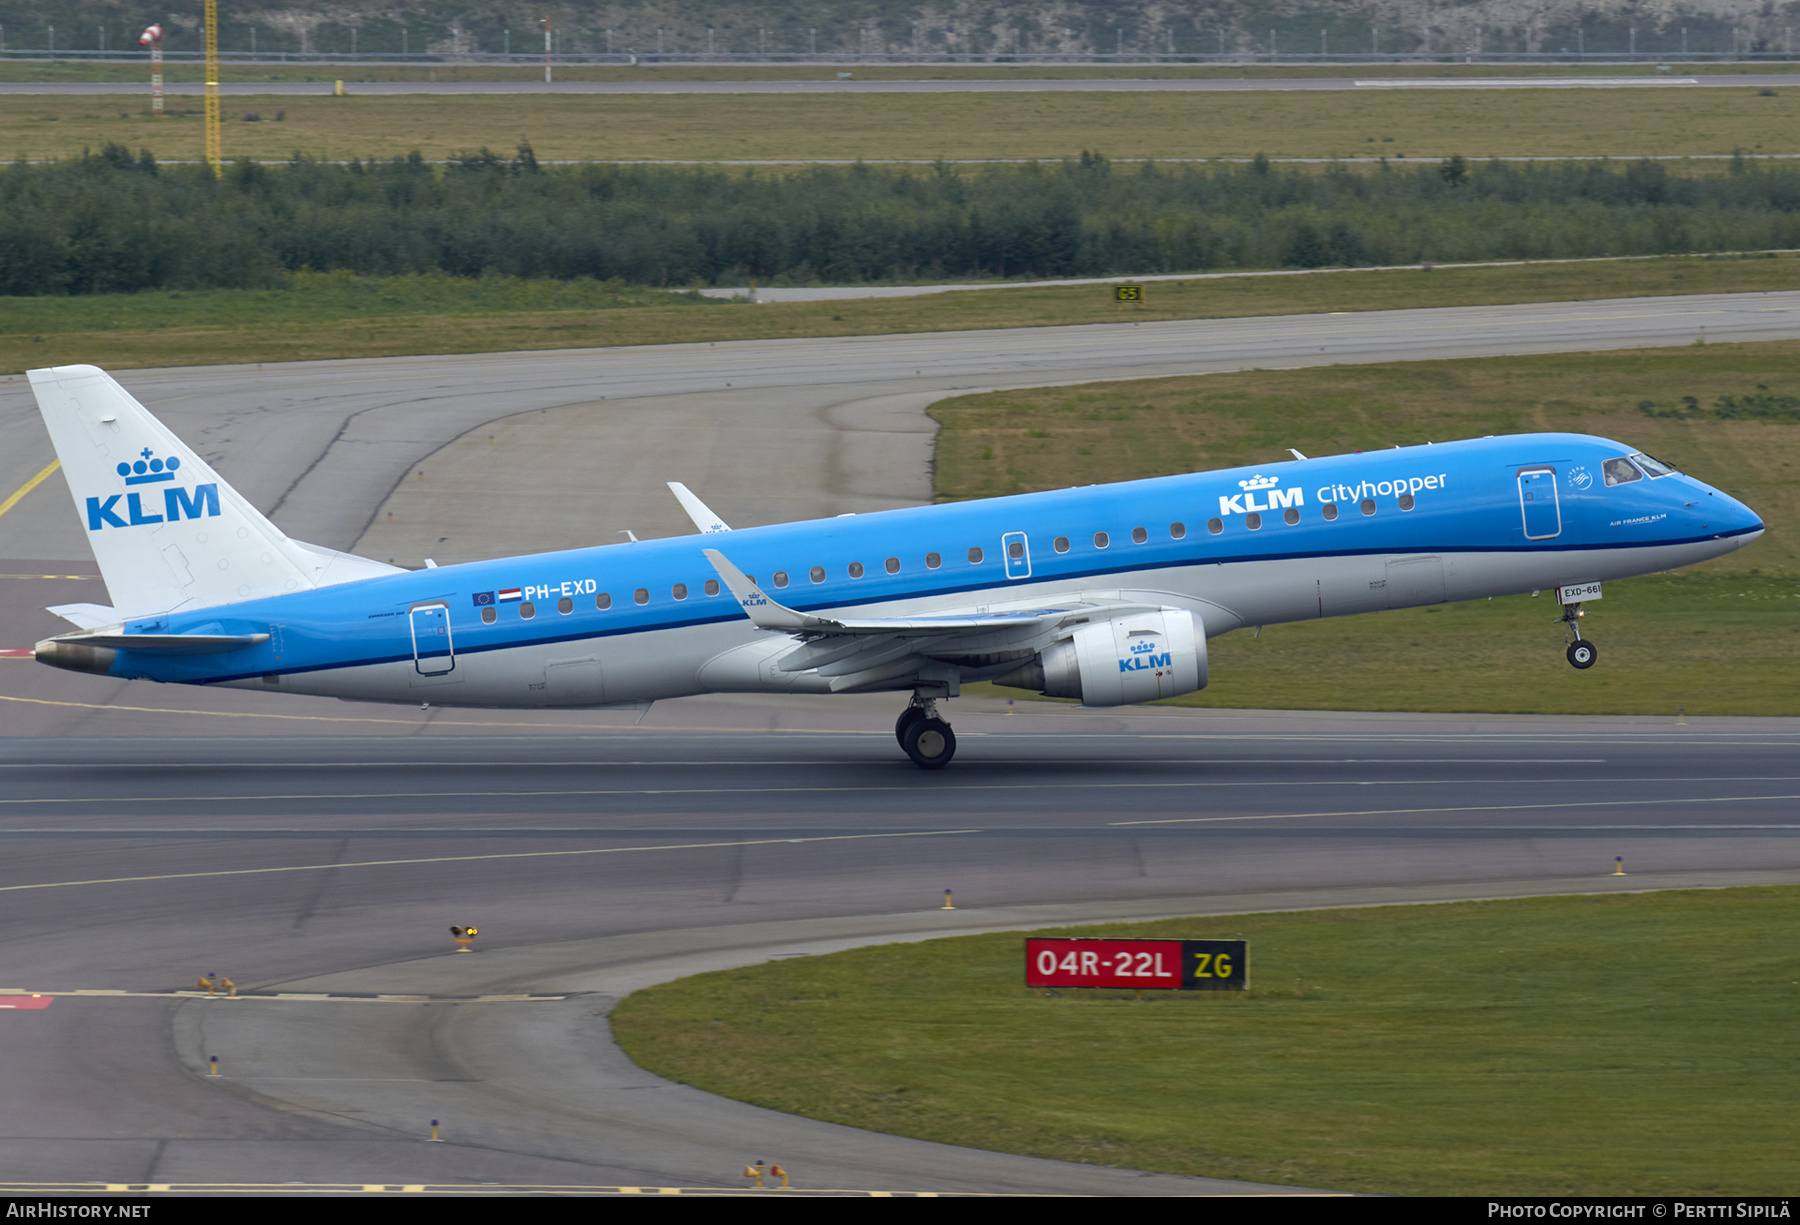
[5,254,1798,375]
[935,340,1800,716]
[6,86,1800,162]
[611,887,1800,1196]
[3,61,1791,85]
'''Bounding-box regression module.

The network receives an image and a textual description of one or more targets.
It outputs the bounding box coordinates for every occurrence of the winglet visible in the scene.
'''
[702,548,823,631]
[669,482,731,534]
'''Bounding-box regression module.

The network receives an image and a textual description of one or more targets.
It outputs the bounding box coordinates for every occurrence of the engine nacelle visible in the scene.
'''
[995,610,1207,706]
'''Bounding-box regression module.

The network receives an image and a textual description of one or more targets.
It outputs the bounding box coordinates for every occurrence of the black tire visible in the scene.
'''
[1567,640,1598,670]
[895,705,926,746]
[902,717,957,769]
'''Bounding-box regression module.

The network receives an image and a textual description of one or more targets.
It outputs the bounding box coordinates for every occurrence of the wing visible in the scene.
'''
[701,547,1161,693]
[669,482,731,534]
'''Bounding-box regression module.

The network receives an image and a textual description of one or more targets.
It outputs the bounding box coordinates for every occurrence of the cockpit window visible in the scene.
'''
[1602,457,1643,486]
[1631,452,1679,478]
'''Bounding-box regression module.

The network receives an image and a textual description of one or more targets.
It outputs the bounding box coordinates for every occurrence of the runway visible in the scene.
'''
[4,74,1792,95]
[2,706,1797,1193]
[3,292,1799,1192]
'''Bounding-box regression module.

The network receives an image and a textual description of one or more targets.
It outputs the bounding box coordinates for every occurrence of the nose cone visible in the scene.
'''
[1702,486,1764,547]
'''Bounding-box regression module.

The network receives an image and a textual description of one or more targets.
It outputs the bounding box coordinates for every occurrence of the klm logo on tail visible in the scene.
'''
[86,448,220,531]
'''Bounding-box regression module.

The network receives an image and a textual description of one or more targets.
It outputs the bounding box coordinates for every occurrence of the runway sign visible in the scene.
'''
[1026,938,1246,991]
[1113,283,1143,303]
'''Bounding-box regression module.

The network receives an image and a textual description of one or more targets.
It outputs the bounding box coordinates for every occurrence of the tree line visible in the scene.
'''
[3,145,1799,297]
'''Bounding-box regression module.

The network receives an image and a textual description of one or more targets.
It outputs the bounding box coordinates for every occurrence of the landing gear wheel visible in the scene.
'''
[895,705,926,744]
[1567,640,1597,670]
[901,717,957,770]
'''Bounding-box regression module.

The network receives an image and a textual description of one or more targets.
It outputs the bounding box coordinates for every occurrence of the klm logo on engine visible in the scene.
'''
[1121,638,1171,672]
[86,448,220,531]
[1218,474,1302,517]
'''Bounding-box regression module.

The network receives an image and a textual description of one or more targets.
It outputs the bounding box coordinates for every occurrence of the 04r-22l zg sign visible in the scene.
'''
[1025,938,1247,991]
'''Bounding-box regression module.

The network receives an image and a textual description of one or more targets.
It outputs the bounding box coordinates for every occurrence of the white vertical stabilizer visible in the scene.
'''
[28,364,401,620]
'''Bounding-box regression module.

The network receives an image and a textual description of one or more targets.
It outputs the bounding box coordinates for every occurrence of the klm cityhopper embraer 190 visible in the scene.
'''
[30,364,1764,769]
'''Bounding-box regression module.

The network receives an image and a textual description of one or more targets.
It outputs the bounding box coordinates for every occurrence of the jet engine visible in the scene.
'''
[993,609,1207,706]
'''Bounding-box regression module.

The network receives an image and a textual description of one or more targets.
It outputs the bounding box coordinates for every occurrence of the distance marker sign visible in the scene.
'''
[1026,938,1247,991]
[1113,283,1143,303]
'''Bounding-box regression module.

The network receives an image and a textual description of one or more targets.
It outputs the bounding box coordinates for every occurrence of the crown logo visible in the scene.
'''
[1238,474,1279,491]
[117,447,181,487]
[1129,638,1159,653]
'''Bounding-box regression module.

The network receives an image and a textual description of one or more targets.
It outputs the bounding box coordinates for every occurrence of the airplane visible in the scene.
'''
[26,364,1764,769]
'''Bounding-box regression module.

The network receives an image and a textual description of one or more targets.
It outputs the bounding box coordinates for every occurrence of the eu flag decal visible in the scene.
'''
[472,591,496,607]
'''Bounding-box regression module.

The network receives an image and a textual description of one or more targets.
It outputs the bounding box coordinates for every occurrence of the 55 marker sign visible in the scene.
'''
[1026,938,1247,991]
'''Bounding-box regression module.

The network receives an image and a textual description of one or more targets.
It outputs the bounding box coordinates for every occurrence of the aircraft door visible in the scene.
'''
[409,602,455,675]
[1002,531,1032,580]
[1517,467,1563,541]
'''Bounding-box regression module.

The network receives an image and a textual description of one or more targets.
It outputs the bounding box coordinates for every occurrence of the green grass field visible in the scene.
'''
[3,61,1788,85]
[936,339,1800,716]
[611,887,1800,1195]
[6,84,1799,162]
[5,254,1797,376]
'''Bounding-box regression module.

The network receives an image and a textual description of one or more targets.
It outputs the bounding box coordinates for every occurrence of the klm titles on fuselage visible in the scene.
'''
[1216,471,1453,517]
[86,448,220,531]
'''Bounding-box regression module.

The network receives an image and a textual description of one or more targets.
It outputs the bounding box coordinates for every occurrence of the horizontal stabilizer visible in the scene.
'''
[47,603,120,631]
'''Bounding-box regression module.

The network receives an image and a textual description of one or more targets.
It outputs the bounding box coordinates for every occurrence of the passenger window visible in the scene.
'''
[1094,532,1109,549]
[967,547,983,564]
[1054,536,1070,553]
[633,588,649,605]
[1007,541,1024,560]
[1169,523,1186,539]
[1245,513,1262,531]
[1284,507,1301,525]
[1360,499,1376,516]
[1322,503,1339,521]
[672,583,688,600]
[520,601,537,619]
[810,566,825,583]
[772,572,788,588]
[926,552,942,569]
[1207,518,1223,534]
[848,562,865,578]
[557,596,574,614]
[885,557,900,574]
[480,606,497,624]
[1131,527,1148,544]
[1397,494,1415,511]
[596,592,612,610]
[705,579,720,596]
[1604,457,1644,486]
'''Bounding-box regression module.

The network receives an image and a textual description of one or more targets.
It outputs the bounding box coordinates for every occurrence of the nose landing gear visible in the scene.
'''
[1560,601,1597,669]
[896,695,956,769]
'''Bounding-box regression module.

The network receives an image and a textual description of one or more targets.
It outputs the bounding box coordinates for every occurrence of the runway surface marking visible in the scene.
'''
[0,828,982,893]
[0,996,51,1010]
[1112,793,1800,824]
[0,573,99,580]
[0,988,564,1003]
[0,460,61,520]
[0,1182,968,1196]
[4,777,1799,806]
[0,757,1612,767]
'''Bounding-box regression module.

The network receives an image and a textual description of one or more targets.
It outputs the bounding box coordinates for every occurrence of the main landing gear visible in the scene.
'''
[1560,601,1597,670]
[896,696,956,770]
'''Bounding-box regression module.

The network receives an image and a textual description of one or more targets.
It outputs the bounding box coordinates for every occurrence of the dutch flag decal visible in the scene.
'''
[497,588,522,603]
